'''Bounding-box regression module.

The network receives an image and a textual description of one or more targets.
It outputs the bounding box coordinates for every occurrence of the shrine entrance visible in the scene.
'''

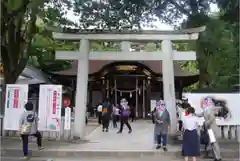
[53,26,205,138]
[96,62,156,118]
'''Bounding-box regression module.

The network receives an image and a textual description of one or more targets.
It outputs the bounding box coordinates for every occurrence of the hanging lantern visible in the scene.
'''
[130,92,132,98]
[138,88,141,95]
[120,91,122,96]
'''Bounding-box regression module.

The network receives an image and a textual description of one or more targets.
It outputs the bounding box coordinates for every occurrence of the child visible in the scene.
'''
[19,102,43,160]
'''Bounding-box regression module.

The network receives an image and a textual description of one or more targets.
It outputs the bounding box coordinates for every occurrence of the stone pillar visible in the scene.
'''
[142,79,145,118]
[89,87,93,108]
[73,39,90,139]
[135,77,138,118]
[106,79,109,99]
[145,78,151,118]
[114,78,117,104]
[121,41,131,51]
[101,78,106,102]
[161,40,177,134]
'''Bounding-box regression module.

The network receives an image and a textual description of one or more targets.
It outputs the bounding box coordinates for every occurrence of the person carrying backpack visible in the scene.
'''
[19,102,43,160]
[102,99,112,132]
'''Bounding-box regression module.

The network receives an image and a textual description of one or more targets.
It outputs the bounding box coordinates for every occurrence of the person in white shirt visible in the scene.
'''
[182,107,200,161]
[97,103,103,125]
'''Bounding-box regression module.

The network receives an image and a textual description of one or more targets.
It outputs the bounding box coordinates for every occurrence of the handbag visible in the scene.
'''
[20,124,32,134]
[207,129,216,143]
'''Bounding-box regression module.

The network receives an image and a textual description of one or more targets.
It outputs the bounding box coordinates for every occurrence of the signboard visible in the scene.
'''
[184,93,240,126]
[38,85,62,131]
[150,100,156,112]
[64,107,71,130]
[4,84,28,130]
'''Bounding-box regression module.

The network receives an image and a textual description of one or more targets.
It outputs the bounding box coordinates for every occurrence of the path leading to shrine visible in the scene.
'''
[1,121,239,160]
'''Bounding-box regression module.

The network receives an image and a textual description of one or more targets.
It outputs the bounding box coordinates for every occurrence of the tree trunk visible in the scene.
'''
[184,14,210,88]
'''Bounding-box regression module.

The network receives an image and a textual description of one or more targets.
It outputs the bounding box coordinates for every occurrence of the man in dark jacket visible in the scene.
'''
[102,99,112,132]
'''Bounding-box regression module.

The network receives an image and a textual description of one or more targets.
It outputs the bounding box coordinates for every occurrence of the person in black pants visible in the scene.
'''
[117,98,132,134]
[19,102,43,160]
[102,100,112,132]
[21,131,42,158]
[118,115,132,133]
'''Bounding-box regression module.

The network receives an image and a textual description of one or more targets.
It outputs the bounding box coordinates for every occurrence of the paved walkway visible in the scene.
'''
[2,121,239,151]
[80,120,178,151]
[1,121,239,159]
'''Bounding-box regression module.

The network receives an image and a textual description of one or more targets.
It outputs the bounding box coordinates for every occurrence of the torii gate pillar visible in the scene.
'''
[73,39,90,139]
[162,40,177,133]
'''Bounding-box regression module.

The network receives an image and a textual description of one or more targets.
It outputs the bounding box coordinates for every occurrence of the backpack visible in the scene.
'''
[20,113,35,134]
[103,106,108,114]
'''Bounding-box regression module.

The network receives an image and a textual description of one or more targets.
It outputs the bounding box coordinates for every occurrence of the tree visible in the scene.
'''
[1,0,74,84]
[73,0,157,30]
[29,21,77,72]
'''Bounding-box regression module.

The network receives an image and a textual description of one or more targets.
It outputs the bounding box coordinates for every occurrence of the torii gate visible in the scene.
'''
[53,26,205,139]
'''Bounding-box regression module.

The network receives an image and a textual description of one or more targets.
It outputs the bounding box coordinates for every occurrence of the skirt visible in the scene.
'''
[182,129,200,157]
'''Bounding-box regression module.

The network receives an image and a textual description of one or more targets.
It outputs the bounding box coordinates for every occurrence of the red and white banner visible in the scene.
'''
[38,85,62,131]
[4,84,28,130]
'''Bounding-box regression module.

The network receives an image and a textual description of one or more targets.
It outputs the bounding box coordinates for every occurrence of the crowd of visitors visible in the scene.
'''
[176,97,223,161]
[97,98,132,134]
[18,96,224,161]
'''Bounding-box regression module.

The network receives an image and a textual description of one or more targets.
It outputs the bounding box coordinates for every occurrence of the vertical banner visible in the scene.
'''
[150,100,156,112]
[4,84,28,130]
[38,85,62,131]
[64,107,71,130]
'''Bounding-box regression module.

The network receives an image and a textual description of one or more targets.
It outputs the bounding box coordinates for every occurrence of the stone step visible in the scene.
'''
[1,148,238,159]
[1,156,239,161]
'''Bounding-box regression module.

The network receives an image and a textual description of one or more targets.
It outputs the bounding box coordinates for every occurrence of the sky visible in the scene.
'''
[66,3,218,30]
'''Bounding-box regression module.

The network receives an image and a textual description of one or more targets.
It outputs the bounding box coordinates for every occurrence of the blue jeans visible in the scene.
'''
[21,131,42,156]
[157,133,167,146]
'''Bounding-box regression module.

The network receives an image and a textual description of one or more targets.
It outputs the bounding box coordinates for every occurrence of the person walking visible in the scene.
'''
[117,98,132,134]
[19,102,43,160]
[196,97,222,161]
[97,103,103,125]
[153,100,170,151]
[102,99,112,132]
[182,107,200,161]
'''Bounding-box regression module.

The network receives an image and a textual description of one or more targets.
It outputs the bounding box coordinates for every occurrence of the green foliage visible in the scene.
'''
[1,0,238,92]
[1,0,74,83]
[197,18,238,89]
